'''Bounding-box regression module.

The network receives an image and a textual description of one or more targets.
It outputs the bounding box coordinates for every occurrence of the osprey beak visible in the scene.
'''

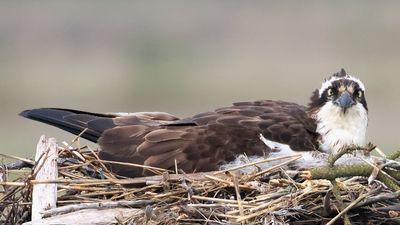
[334,91,355,113]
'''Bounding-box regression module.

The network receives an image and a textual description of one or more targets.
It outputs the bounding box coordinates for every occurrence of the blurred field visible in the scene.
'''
[1,1,400,157]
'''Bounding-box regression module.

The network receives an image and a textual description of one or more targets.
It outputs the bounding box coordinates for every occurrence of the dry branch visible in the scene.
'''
[305,163,400,191]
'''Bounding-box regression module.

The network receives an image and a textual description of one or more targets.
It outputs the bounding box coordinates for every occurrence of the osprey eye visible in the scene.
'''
[327,88,334,97]
[356,90,363,98]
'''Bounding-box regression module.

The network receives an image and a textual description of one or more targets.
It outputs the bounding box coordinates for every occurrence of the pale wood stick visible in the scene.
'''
[29,179,111,184]
[229,191,299,216]
[187,203,253,208]
[0,181,26,186]
[248,191,289,204]
[98,159,169,172]
[78,190,125,197]
[110,184,160,200]
[57,184,120,192]
[236,203,283,222]
[204,174,254,189]
[31,135,58,221]
[41,200,153,218]
[0,153,35,165]
[374,147,386,158]
[153,190,188,198]
[232,174,245,218]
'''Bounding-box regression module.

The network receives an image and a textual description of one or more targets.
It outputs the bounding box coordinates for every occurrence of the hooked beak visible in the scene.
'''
[334,91,355,113]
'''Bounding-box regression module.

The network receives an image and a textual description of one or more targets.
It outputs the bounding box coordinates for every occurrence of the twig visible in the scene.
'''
[98,159,170,173]
[328,143,376,167]
[204,174,253,190]
[0,153,35,165]
[245,155,302,181]
[86,146,117,179]
[57,184,120,192]
[187,203,253,208]
[191,195,252,205]
[0,181,26,186]
[231,174,244,218]
[374,147,387,158]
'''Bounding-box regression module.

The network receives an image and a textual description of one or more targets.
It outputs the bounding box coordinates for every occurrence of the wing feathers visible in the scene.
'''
[137,140,187,156]
[145,129,185,142]
[144,149,185,169]
[21,100,318,177]
[19,108,115,142]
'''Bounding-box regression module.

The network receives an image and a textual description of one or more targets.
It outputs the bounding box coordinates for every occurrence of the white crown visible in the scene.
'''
[319,74,365,97]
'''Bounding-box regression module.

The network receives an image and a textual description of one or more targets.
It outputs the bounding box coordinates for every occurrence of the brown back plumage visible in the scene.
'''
[20,100,318,177]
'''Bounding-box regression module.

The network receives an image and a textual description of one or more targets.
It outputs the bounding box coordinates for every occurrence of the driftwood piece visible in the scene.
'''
[23,208,142,225]
[31,135,58,221]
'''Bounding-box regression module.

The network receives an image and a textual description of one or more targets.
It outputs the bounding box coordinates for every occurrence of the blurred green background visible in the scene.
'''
[1,1,400,158]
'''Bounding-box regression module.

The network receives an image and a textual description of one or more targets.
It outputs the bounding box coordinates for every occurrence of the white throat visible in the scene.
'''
[316,101,368,154]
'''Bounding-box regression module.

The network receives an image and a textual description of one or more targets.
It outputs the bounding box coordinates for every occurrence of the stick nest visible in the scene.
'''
[1,138,400,225]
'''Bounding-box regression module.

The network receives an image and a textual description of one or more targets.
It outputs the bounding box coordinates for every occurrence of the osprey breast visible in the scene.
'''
[316,101,368,154]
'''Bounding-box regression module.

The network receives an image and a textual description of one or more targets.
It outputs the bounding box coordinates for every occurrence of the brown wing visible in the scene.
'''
[20,101,318,177]
[98,100,318,177]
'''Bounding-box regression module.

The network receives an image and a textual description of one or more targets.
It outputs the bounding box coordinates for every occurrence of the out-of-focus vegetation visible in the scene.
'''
[1,2,400,157]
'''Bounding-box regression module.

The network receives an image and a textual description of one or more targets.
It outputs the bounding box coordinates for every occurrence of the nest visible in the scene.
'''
[1,136,400,225]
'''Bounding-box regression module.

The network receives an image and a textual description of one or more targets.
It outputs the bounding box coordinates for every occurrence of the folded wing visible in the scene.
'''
[20,101,317,177]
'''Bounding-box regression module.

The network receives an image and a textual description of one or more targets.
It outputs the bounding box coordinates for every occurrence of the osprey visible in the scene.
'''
[20,69,368,177]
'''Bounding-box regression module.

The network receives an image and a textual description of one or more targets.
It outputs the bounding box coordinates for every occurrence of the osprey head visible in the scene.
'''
[309,69,368,153]
[318,68,368,113]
